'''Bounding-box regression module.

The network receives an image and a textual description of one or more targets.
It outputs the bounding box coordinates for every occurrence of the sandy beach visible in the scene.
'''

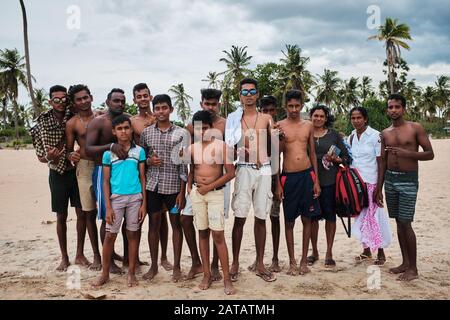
[0,139,449,300]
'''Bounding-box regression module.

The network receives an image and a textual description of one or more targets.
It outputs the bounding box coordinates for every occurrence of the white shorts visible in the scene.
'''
[231,164,273,220]
[183,182,230,219]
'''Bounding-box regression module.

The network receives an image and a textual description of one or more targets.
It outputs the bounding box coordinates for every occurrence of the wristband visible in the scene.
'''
[45,155,53,164]
[110,143,114,151]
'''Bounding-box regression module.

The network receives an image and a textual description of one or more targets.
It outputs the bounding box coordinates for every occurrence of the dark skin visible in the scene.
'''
[350,110,386,265]
[65,89,102,271]
[376,99,434,281]
[85,91,128,274]
[143,102,186,283]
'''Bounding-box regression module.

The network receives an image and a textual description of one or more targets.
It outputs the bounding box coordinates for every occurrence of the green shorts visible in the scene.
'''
[384,170,418,222]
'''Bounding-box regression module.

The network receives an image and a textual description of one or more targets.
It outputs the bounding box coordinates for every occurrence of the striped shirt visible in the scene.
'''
[140,123,189,194]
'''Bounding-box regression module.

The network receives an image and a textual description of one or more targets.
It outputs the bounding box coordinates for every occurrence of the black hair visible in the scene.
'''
[309,104,334,128]
[387,93,406,108]
[68,84,91,102]
[239,77,258,90]
[152,94,172,108]
[133,83,150,97]
[107,88,125,100]
[349,106,369,122]
[112,114,131,128]
[285,89,304,105]
[49,85,67,98]
[201,88,222,101]
[192,110,213,127]
[260,95,277,109]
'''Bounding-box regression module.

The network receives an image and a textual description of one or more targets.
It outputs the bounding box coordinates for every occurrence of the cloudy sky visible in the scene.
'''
[2,0,450,115]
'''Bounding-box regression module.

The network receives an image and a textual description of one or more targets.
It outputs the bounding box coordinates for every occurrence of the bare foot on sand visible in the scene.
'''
[161,258,173,271]
[89,255,102,271]
[75,255,92,267]
[397,269,419,281]
[186,263,203,280]
[110,261,124,275]
[256,267,276,282]
[287,260,298,276]
[247,260,257,272]
[230,263,239,282]
[199,275,212,290]
[269,259,282,273]
[56,258,70,272]
[172,268,183,283]
[127,274,139,287]
[143,266,158,281]
[389,263,409,274]
[299,261,311,275]
[211,266,223,282]
[92,275,109,287]
[224,279,236,295]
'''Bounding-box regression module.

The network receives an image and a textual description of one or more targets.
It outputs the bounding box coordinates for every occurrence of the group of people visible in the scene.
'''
[30,78,434,296]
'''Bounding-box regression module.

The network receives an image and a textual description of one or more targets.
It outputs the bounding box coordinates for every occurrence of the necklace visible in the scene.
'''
[78,113,94,129]
[242,112,259,141]
[314,128,328,146]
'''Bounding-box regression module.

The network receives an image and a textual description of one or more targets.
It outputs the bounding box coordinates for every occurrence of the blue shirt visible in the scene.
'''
[102,144,146,195]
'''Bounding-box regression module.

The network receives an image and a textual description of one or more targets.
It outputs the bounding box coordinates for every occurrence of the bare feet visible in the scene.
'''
[198,275,212,290]
[211,266,223,282]
[110,261,124,275]
[224,279,236,295]
[397,269,419,281]
[143,266,158,281]
[127,274,139,287]
[92,274,109,287]
[89,255,102,271]
[161,258,173,271]
[287,260,298,276]
[255,267,276,282]
[75,255,92,267]
[247,260,257,272]
[299,261,311,275]
[172,268,183,283]
[56,258,70,272]
[269,259,282,273]
[389,264,409,274]
[230,263,239,282]
[138,259,149,266]
[186,263,203,280]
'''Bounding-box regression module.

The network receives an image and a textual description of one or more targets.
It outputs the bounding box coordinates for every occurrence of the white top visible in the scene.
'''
[225,106,243,147]
[348,126,381,184]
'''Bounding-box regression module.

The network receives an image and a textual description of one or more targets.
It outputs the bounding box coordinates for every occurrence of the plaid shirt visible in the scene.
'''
[140,123,188,194]
[29,109,71,175]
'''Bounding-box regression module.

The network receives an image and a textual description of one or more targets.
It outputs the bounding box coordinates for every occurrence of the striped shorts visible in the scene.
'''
[384,170,419,222]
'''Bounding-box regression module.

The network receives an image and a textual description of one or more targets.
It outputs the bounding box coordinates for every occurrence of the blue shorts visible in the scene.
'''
[92,165,107,220]
[314,184,336,222]
[281,168,321,222]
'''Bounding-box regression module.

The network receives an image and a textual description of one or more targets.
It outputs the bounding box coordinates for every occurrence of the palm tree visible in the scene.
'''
[168,83,193,124]
[434,75,449,118]
[0,48,28,139]
[313,69,341,110]
[33,88,49,116]
[19,0,37,117]
[0,77,8,128]
[278,44,313,100]
[337,77,360,114]
[420,86,437,119]
[361,76,374,102]
[400,79,419,108]
[220,45,252,95]
[368,17,412,94]
[201,71,221,89]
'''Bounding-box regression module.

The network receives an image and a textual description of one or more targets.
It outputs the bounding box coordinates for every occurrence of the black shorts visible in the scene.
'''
[314,184,336,222]
[49,169,81,213]
[146,190,178,214]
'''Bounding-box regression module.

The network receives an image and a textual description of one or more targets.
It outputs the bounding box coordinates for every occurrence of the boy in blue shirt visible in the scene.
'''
[92,115,147,287]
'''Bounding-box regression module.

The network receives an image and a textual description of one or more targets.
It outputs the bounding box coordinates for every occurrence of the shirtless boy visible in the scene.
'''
[188,110,236,295]
[275,89,321,276]
[376,93,434,281]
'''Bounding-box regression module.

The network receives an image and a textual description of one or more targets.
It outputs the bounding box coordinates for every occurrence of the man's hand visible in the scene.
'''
[196,184,212,196]
[111,143,128,160]
[273,123,285,140]
[139,204,147,223]
[175,192,186,211]
[313,182,321,199]
[106,207,115,225]
[374,188,384,208]
[385,146,411,158]
[45,146,65,162]
[147,154,162,166]
[326,154,342,163]
[68,151,81,164]
[275,181,284,201]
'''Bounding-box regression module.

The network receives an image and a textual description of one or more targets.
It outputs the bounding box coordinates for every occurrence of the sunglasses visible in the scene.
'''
[240,89,258,96]
[51,97,68,105]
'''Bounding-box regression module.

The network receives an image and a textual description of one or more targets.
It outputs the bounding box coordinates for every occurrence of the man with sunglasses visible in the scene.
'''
[30,85,82,271]
[226,78,278,283]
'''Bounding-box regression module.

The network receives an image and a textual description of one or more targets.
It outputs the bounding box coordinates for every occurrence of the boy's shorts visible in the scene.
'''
[190,186,225,231]
[385,170,419,222]
[106,193,142,233]
[146,190,178,214]
[281,167,321,222]
[76,159,96,211]
[49,169,81,213]
[231,163,273,220]
[183,182,231,219]
[92,165,106,220]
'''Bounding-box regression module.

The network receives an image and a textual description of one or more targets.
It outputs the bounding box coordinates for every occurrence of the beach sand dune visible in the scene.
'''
[0,140,449,299]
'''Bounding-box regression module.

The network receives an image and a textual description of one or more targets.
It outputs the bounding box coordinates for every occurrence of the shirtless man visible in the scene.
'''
[184,88,227,281]
[275,89,321,276]
[226,78,278,282]
[376,93,434,281]
[86,88,130,274]
[187,110,236,295]
[66,84,102,270]
[130,83,172,271]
